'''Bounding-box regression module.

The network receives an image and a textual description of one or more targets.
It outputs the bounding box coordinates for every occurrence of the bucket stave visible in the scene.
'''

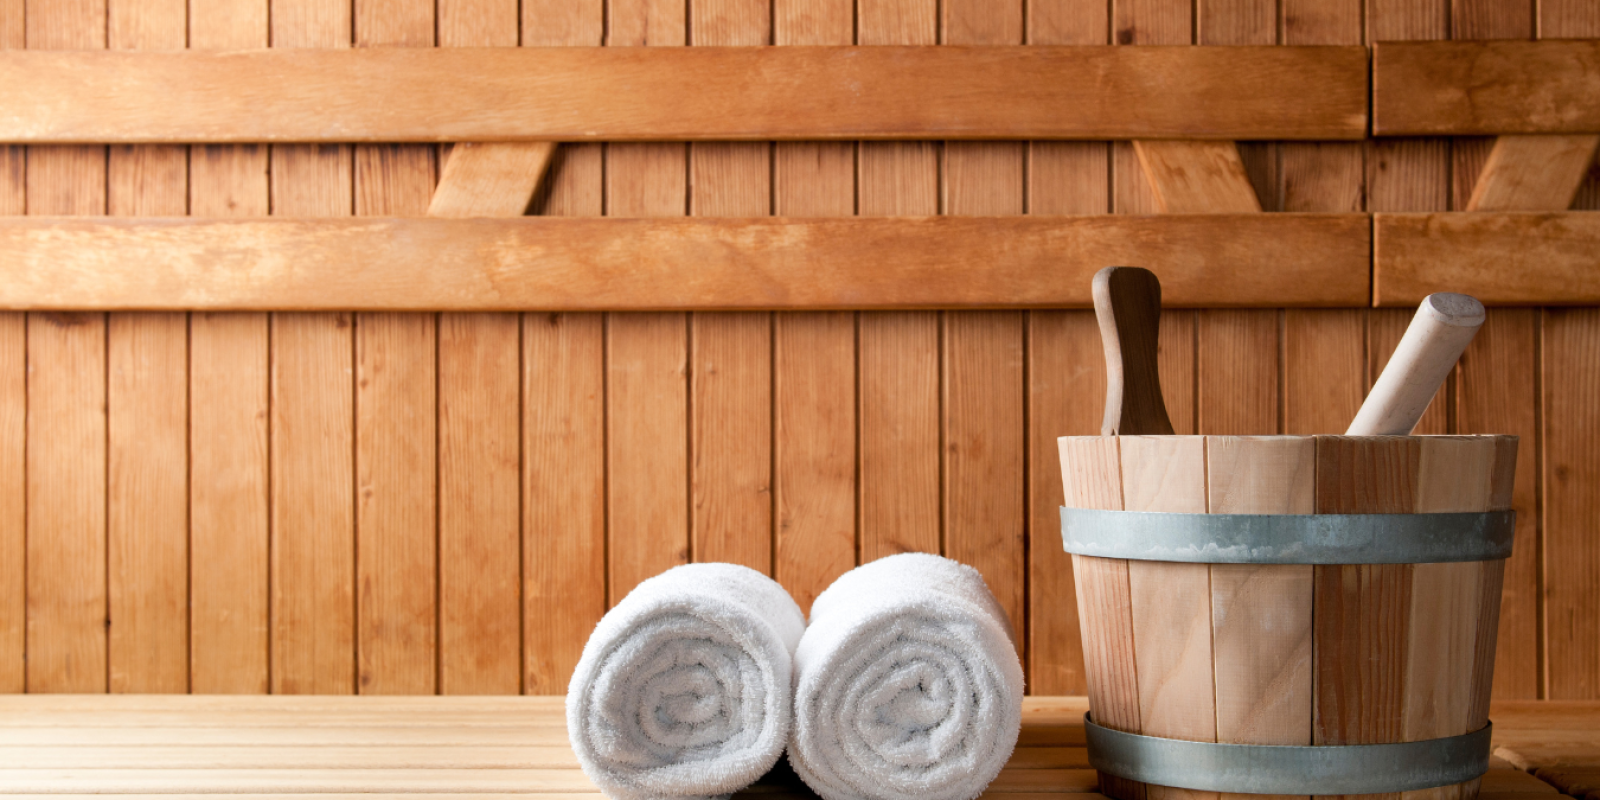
[1060,434,1515,800]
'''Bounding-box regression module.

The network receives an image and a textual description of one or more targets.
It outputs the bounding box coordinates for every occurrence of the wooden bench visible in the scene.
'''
[0,695,1593,797]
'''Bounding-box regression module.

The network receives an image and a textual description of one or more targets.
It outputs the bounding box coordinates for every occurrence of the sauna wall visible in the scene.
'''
[0,0,1596,699]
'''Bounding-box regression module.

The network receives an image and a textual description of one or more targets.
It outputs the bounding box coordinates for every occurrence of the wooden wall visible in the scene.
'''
[0,0,1596,700]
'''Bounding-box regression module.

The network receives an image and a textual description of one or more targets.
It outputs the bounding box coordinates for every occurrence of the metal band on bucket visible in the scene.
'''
[1060,507,1514,564]
[1083,714,1493,795]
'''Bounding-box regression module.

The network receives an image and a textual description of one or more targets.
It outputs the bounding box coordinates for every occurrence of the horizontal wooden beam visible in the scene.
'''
[1374,213,1600,306]
[0,215,1370,310]
[1374,41,1600,136]
[0,46,1368,143]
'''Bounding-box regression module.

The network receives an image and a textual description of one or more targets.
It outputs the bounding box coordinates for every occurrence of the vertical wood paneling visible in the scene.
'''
[771,0,855,615]
[522,0,606,697]
[106,312,187,693]
[524,313,605,694]
[1544,309,1600,699]
[0,2,24,695]
[24,0,109,695]
[1023,0,1108,699]
[435,0,521,698]
[606,0,689,604]
[351,1,437,697]
[856,0,939,566]
[688,0,772,573]
[187,0,269,696]
[1543,4,1600,209]
[268,0,355,696]
[105,0,188,695]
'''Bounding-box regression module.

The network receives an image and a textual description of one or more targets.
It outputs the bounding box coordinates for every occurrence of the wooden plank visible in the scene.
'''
[24,0,110,698]
[523,313,606,693]
[1457,312,1538,701]
[430,142,556,218]
[1131,141,1262,214]
[855,0,937,569]
[1375,212,1600,307]
[943,0,1026,644]
[0,214,1373,311]
[187,0,270,697]
[105,0,188,698]
[0,46,1369,143]
[1374,41,1600,136]
[1122,436,1213,800]
[0,768,601,793]
[1057,438,1129,747]
[431,0,523,702]
[106,312,188,694]
[1022,1,1105,691]
[105,0,189,689]
[351,0,438,698]
[1466,135,1600,213]
[687,0,772,573]
[1206,436,1314,800]
[354,314,437,695]
[1406,437,1495,800]
[1312,435,1419,800]
[1027,313,1100,695]
[0,745,583,769]
[770,0,855,615]
[520,0,605,699]
[1544,308,1600,699]
[0,6,17,692]
[268,0,356,697]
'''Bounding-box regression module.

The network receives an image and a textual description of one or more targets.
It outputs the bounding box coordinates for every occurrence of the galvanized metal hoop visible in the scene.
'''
[1060,507,1515,564]
[1083,714,1493,795]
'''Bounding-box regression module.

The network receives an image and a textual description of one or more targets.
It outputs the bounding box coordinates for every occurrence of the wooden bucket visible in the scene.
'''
[1059,433,1516,800]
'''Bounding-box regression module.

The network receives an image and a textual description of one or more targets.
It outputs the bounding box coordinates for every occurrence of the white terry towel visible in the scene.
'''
[567,563,805,800]
[789,553,1024,800]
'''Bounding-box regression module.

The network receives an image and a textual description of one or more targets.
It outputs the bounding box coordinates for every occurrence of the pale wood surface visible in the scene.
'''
[0,46,1368,143]
[0,695,1581,795]
[0,214,1372,311]
[1374,212,1600,307]
[1374,40,1600,136]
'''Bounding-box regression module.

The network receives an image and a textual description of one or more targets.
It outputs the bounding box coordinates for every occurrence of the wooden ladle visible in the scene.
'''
[1093,266,1174,436]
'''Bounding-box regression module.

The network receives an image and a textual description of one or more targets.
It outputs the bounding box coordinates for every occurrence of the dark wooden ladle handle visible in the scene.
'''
[1094,266,1175,436]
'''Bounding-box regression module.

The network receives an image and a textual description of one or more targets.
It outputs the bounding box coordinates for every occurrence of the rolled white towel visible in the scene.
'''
[567,563,805,800]
[789,553,1024,800]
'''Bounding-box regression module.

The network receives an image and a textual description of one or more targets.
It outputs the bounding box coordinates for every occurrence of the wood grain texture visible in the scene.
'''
[524,313,605,694]
[0,214,1373,311]
[106,312,188,694]
[1058,436,1139,798]
[1132,141,1262,214]
[687,0,773,573]
[1027,312,1100,695]
[429,142,555,218]
[0,0,15,691]
[943,0,1026,643]
[432,0,525,699]
[1457,311,1538,701]
[1312,435,1418,800]
[1206,437,1314,800]
[1374,212,1600,307]
[1374,40,1600,136]
[0,312,20,694]
[521,0,605,698]
[1122,435,1213,800]
[770,0,855,615]
[24,0,110,697]
[0,46,1369,143]
[186,0,269,696]
[1544,309,1600,699]
[1466,135,1600,213]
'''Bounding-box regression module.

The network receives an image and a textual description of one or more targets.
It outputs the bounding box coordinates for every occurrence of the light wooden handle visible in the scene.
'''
[1347,293,1485,436]
[1094,266,1175,436]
